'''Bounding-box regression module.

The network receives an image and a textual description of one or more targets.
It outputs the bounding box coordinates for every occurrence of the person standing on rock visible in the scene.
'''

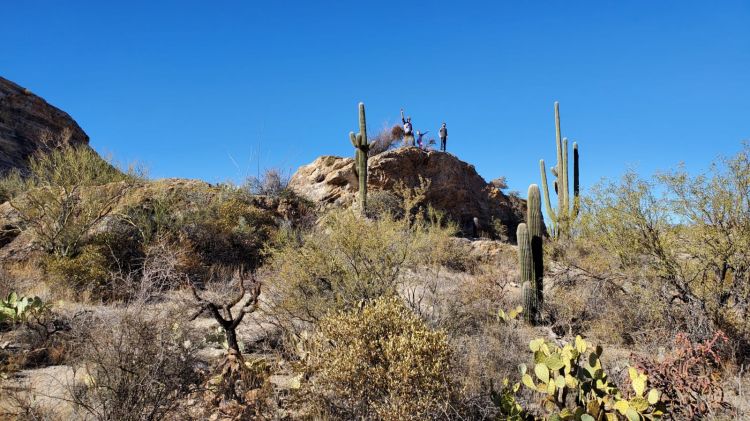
[401,108,414,147]
[439,122,448,152]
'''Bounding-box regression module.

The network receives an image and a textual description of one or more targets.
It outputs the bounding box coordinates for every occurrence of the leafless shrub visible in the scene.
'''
[66,304,202,421]
[490,176,509,190]
[368,124,403,156]
[243,168,290,197]
[188,267,261,353]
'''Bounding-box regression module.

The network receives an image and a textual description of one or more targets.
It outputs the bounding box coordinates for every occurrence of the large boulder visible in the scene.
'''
[289,147,526,240]
[0,76,90,175]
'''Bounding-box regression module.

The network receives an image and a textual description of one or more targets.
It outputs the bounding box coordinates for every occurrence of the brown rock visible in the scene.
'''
[289,147,526,241]
[0,77,90,175]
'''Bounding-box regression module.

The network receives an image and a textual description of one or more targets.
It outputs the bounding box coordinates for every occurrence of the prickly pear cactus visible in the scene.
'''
[349,102,370,214]
[519,336,666,420]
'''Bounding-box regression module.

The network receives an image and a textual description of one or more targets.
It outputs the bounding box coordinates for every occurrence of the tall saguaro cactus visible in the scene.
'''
[527,184,544,320]
[349,102,370,215]
[517,223,536,324]
[539,101,580,239]
[519,184,544,324]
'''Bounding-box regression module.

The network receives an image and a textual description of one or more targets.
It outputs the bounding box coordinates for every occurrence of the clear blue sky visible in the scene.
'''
[2,1,748,196]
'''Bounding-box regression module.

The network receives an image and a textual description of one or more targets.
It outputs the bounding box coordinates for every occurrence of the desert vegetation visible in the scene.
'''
[1,117,749,421]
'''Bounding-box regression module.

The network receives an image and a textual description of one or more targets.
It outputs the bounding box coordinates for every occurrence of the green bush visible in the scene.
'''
[266,208,460,328]
[0,168,26,203]
[45,244,111,297]
[552,144,750,358]
[8,146,138,257]
[303,297,454,420]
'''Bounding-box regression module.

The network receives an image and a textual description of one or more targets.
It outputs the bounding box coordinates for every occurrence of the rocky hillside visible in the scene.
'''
[0,76,90,174]
[289,147,526,240]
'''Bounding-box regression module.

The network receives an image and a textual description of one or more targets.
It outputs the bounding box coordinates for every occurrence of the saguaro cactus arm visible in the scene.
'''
[572,141,580,218]
[539,159,557,232]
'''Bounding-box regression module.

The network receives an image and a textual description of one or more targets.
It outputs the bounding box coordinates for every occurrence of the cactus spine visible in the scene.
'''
[539,101,580,239]
[349,102,369,215]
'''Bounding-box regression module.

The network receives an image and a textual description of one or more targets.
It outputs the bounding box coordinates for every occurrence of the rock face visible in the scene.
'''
[0,76,90,175]
[289,148,526,240]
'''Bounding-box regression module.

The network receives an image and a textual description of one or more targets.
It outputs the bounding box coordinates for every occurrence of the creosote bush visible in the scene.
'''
[303,297,454,420]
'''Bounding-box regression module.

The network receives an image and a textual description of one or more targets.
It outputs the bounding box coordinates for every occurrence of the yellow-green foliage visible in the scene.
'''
[304,297,453,420]
[507,337,665,421]
[267,208,459,326]
[0,168,25,203]
[547,144,750,351]
[45,244,111,295]
[9,146,137,257]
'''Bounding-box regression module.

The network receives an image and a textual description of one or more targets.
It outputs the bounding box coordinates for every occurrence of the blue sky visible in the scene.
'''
[2,1,748,196]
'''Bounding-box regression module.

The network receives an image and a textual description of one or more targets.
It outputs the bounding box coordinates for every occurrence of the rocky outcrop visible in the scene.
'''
[289,147,526,240]
[0,76,90,175]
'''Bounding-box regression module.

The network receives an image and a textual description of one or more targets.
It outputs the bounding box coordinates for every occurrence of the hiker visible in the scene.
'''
[439,122,448,152]
[416,130,429,149]
[401,108,414,146]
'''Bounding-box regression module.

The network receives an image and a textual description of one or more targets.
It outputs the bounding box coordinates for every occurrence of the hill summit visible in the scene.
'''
[289,147,525,239]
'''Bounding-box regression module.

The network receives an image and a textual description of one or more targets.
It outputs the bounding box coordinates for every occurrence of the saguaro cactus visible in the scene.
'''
[527,184,544,318]
[349,102,370,214]
[517,223,537,324]
[539,101,580,239]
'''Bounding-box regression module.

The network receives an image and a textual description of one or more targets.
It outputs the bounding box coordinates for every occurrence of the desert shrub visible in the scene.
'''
[179,189,277,269]
[67,304,202,421]
[8,145,138,257]
[266,207,459,329]
[117,191,182,247]
[243,168,291,197]
[551,145,750,360]
[45,244,111,298]
[303,297,454,420]
[491,176,509,190]
[368,124,403,156]
[634,331,729,419]
[365,190,403,219]
[0,168,26,203]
